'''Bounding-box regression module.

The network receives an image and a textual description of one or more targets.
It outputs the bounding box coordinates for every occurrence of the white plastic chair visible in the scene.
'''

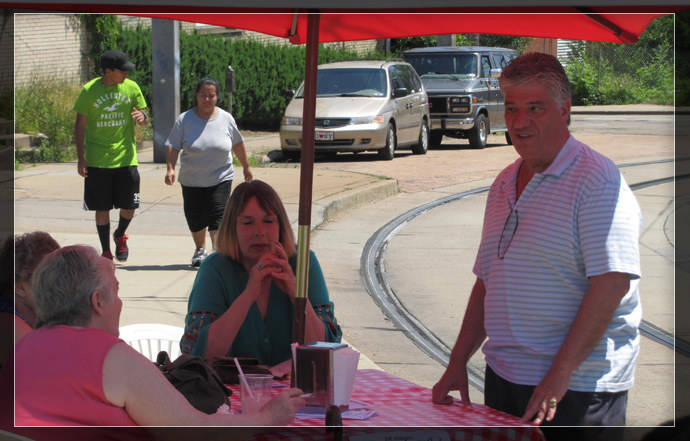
[118,324,184,361]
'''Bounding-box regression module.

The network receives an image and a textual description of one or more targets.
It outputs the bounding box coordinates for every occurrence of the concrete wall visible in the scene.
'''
[14,14,91,87]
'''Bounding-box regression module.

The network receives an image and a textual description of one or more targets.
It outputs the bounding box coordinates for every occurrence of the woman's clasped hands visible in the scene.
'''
[248,241,297,301]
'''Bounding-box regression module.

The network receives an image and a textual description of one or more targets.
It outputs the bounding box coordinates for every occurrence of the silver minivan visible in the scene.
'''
[280,59,430,160]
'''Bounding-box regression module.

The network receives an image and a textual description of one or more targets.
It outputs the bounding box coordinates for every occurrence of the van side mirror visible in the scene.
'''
[393,88,409,98]
[490,68,502,79]
[285,90,296,99]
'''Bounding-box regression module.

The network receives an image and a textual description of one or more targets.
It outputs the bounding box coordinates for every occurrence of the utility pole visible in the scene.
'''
[225,65,235,114]
[437,34,456,47]
[151,19,180,164]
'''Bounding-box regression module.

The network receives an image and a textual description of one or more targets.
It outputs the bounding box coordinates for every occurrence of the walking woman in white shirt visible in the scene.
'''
[165,77,253,267]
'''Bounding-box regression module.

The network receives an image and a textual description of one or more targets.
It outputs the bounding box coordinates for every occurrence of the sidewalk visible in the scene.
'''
[570,104,676,114]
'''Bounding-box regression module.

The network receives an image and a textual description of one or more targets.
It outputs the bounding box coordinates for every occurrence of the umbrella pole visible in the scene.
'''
[293,10,321,346]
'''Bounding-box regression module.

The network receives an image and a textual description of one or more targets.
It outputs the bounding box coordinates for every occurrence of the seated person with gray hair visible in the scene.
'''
[0,245,305,441]
[0,231,60,369]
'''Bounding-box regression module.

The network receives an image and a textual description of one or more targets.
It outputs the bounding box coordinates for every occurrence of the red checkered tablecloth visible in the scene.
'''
[230,369,545,441]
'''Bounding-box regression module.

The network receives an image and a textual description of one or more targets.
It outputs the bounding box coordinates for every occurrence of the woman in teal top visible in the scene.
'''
[180,180,341,366]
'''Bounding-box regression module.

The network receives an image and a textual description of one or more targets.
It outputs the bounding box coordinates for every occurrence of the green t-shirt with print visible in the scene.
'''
[73,78,147,168]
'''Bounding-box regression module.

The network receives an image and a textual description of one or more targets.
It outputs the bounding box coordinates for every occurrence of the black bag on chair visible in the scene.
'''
[155,351,232,414]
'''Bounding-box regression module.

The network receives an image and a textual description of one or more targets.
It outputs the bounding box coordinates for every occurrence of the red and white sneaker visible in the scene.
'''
[113,233,129,262]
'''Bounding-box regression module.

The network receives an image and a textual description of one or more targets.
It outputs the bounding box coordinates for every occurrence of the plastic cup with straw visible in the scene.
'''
[234,357,255,400]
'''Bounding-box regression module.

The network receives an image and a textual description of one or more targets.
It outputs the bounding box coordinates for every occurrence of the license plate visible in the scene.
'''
[315,131,334,141]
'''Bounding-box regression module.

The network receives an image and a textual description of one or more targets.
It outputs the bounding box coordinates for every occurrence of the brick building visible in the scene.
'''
[13,14,90,88]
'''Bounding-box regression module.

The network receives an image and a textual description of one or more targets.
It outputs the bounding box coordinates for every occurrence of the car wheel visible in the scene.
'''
[412,120,429,155]
[429,132,443,146]
[505,131,513,146]
[282,150,300,161]
[378,123,396,160]
[469,114,488,149]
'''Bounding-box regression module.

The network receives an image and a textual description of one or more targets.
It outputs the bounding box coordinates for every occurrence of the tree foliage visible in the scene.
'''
[564,15,673,105]
[76,14,121,77]
[389,35,438,56]
[388,33,532,57]
[116,27,363,129]
[476,34,533,52]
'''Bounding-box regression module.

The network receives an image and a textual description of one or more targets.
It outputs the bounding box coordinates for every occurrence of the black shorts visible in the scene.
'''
[83,166,141,211]
[181,180,233,233]
[484,365,627,441]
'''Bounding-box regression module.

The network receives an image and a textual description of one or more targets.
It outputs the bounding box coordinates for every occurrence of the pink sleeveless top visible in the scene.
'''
[12,326,142,427]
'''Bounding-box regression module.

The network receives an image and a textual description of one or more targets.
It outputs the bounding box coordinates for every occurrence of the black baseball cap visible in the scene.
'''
[101,50,135,71]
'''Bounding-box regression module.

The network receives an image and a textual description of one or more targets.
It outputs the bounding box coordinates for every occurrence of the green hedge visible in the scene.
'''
[564,15,674,106]
[118,24,365,129]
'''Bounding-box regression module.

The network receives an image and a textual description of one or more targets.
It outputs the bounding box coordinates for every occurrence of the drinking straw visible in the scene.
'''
[234,357,254,399]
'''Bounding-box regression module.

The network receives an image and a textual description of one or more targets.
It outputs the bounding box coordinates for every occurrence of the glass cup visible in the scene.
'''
[240,374,273,414]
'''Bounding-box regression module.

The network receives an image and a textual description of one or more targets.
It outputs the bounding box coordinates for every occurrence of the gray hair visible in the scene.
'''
[33,245,113,328]
[499,52,572,110]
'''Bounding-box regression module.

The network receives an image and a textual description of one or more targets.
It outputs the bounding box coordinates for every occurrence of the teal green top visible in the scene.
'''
[180,251,342,366]
[73,77,147,168]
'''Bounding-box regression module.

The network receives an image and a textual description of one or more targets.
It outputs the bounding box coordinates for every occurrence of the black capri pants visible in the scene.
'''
[181,180,233,233]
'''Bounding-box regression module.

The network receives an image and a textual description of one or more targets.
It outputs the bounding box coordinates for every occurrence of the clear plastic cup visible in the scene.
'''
[240,374,273,414]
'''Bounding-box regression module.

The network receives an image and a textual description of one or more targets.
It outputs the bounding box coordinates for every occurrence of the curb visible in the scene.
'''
[319,179,400,226]
[571,110,676,115]
[304,179,400,233]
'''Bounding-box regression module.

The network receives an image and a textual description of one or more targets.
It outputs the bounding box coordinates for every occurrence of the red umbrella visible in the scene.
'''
[9,5,676,44]
[138,8,670,44]
[7,4,680,342]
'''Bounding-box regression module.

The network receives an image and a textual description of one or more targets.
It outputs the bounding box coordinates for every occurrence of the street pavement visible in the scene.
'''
[12,104,684,436]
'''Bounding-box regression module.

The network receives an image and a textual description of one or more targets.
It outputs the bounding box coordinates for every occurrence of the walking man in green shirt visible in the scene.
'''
[74,50,148,261]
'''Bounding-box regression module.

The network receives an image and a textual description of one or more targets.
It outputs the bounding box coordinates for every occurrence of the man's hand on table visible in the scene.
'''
[432,367,472,406]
